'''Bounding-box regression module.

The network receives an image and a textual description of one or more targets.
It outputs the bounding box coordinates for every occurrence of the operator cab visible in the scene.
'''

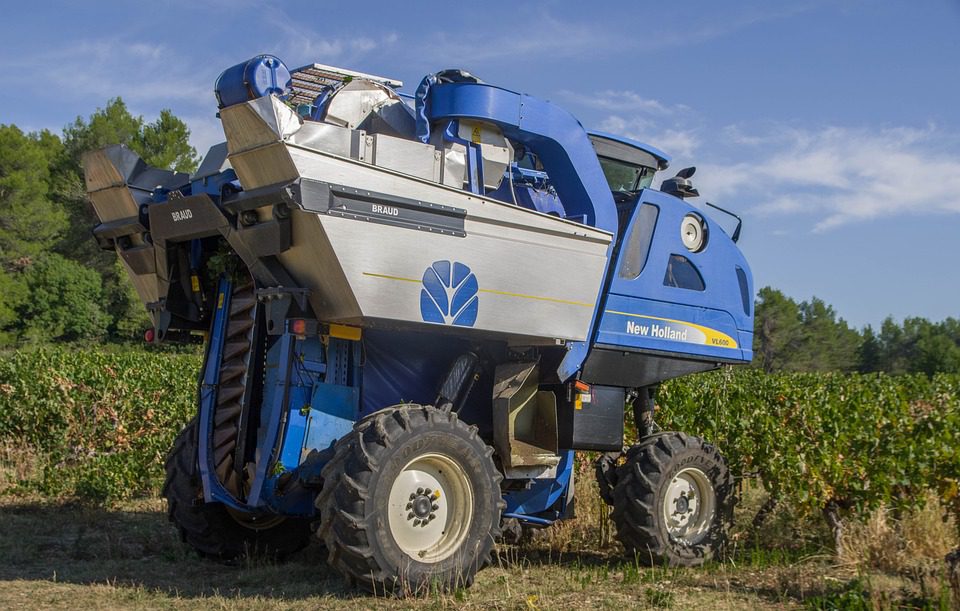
[588,132,670,233]
[589,132,669,194]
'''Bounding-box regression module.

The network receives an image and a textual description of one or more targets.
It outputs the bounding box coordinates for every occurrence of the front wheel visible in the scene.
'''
[317,405,504,593]
[162,419,312,560]
[611,432,734,566]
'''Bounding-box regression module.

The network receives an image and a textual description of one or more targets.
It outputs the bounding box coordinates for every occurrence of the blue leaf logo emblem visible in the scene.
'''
[420,261,479,327]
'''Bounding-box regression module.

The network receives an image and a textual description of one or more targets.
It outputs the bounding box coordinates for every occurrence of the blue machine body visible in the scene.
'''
[598,188,754,362]
[215,55,292,109]
[178,57,754,527]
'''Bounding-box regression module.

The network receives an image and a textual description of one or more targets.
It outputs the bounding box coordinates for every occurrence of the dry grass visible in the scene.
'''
[0,440,40,494]
[0,455,955,608]
[539,456,618,554]
[840,493,958,575]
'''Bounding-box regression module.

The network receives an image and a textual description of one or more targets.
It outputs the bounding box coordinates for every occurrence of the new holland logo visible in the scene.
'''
[420,261,478,327]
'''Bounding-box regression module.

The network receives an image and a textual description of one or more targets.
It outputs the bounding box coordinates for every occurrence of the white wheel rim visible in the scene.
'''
[662,467,716,544]
[387,453,474,563]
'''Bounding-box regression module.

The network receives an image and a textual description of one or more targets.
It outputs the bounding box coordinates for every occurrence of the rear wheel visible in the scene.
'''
[611,432,734,566]
[162,419,311,560]
[317,405,504,594]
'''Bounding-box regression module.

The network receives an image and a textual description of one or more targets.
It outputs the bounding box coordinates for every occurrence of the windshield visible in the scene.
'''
[598,156,655,192]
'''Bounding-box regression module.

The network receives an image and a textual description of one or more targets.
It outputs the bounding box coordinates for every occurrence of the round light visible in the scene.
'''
[681,214,707,252]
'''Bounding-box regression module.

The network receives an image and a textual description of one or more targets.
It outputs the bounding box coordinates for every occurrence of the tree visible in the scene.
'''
[858,325,882,372]
[754,287,803,373]
[794,298,861,372]
[864,316,960,375]
[0,270,26,345]
[0,100,198,345]
[62,98,198,174]
[15,253,109,343]
[56,98,198,338]
[138,109,200,172]
[754,288,861,373]
[0,125,68,260]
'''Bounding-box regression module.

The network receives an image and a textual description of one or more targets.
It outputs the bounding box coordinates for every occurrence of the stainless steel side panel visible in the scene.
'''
[281,147,610,342]
[220,95,612,343]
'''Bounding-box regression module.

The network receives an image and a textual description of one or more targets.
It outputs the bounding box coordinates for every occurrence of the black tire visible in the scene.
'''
[611,432,734,567]
[162,419,312,560]
[596,433,672,506]
[317,405,504,594]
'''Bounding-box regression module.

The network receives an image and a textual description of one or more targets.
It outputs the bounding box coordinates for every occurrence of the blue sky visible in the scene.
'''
[2,0,958,329]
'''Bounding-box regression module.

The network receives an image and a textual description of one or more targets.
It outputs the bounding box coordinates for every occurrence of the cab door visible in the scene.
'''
[594,189,749,362]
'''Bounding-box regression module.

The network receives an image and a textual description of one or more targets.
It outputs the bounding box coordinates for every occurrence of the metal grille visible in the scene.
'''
[289,63,403,106]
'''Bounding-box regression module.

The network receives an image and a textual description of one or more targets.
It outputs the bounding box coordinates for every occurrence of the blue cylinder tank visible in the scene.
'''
[215,55,292,108]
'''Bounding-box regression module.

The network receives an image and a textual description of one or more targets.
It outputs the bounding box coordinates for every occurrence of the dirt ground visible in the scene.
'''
[0,495,952,610]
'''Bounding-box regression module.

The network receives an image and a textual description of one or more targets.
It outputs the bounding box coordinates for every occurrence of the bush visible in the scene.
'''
[0,346,958,518]
[16,253,110,343]
[0,345,199,501]
[657,369,960,519]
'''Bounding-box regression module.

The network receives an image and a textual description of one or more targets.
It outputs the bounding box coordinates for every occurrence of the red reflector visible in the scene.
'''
[144,328,155,343]
[291,319,307,335]
[574,380,590,393]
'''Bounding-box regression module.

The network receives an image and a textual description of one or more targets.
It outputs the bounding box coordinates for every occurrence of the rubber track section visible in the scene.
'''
[211,281,257,497]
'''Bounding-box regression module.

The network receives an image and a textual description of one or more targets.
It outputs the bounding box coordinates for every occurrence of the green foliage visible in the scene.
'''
[754,287,803,372]
[754,285,959,376]
[52,98,199,343]
[0,345,956,518]
[0,125,68,260]
[862,316,960,375]
[105,259,151,340]
[62,98,198,174]
[15,253,110,343]
[754,287,861,373]
[0,100,199,346]
[0,346,200,501]
[658,368,960,519]
[0,271,26,344]
[138,109,200,172]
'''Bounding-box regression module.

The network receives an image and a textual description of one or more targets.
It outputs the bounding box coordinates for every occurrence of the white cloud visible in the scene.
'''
[632,4,816,52]
[646,129,700,159]
[259,9,390,66]
[596,115,700,159]
[6,38,215,110]
[696,124,960,232]
[416,12,615,65]
[559,90,681,115]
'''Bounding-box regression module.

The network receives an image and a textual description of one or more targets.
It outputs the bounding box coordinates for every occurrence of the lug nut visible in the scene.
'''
[407,512,415,520]
[417,487,424,495]
[413,518,421,526]
[431,503,439,511]
[409,493,416,500]
[406,502,412,510]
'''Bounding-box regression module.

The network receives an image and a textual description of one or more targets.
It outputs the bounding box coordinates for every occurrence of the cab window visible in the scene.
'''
[618,204,659,279]
[663,254,705,291]
[599,157,655,192]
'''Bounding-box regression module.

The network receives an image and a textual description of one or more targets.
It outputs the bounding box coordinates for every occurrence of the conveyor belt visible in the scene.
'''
[212,280,258,497]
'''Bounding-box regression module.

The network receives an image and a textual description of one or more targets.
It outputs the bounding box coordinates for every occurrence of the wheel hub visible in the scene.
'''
[662,467,716,544]
[407,488,440,523]
[387,453,474,563]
